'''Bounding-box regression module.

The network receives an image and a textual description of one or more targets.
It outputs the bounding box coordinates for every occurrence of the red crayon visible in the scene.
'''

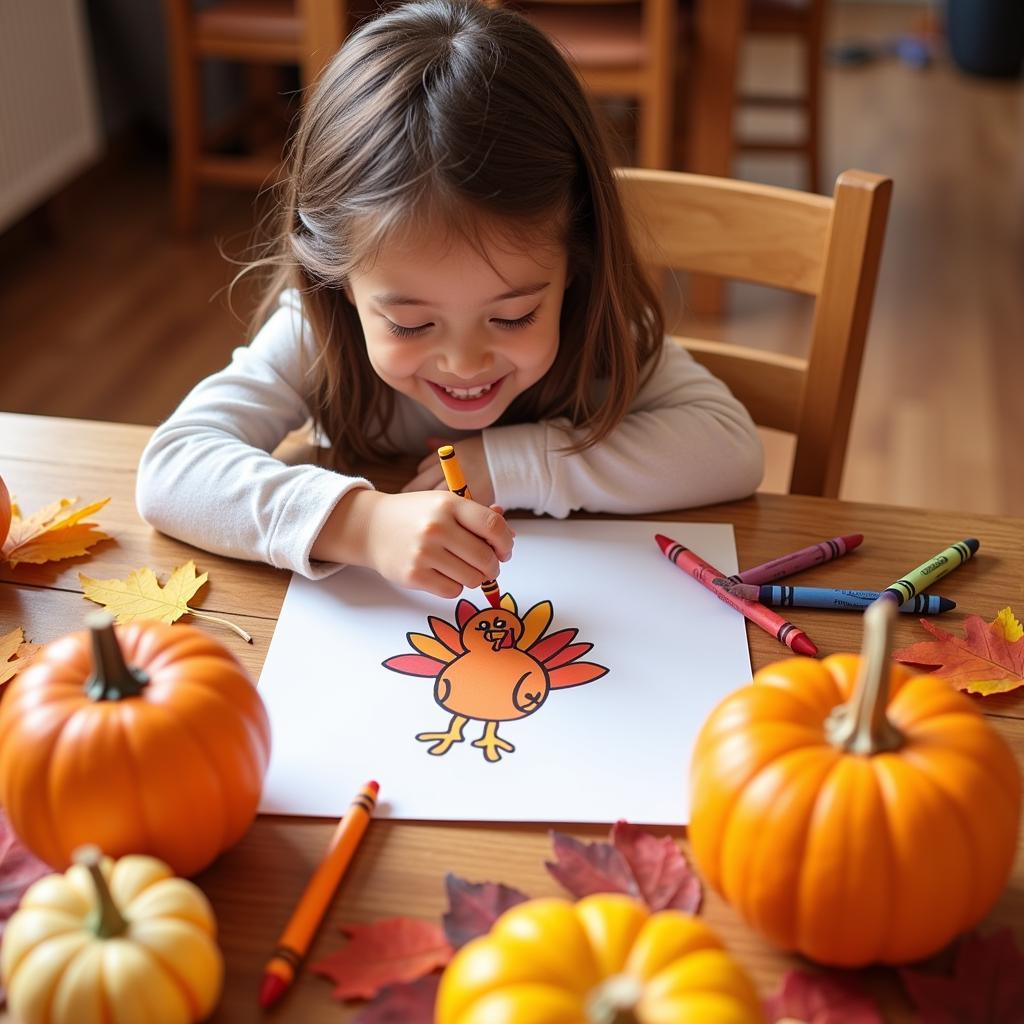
[655,534,818,657]
[728,534,864,586]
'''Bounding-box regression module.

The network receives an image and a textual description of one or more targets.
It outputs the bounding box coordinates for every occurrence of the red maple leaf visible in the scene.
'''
[893,614,1024,695]
[0,810,51,1007]
[353,974,440,1024]
[900,929,1024,1023]
[312,917,453,1001]
[0,810,51,930]
[764,969,884,1023]
[441,874,529,950]
[546,821,701,913]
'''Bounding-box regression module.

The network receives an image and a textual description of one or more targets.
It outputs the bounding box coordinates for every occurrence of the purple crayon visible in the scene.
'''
[726,534,864,586]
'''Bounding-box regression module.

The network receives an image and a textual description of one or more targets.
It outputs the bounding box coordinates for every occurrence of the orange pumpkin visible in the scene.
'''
[0,614,271,876]
[689,600,1021,967]
[0,474,10,550]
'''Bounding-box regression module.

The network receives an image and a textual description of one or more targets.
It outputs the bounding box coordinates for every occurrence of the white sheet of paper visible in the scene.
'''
[257,520,750,825]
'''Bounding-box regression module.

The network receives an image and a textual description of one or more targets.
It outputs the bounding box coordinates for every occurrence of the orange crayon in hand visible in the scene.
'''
[259,780,379,1009]
[438,444,503,609]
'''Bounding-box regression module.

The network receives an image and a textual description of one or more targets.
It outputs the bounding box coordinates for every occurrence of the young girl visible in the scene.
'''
[137,0,763,599]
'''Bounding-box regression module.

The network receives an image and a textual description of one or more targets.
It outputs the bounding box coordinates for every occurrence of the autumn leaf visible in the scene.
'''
[0,628,40,691]
[312,918,453,1001]
[0,808,52,1001]
[993,606,1023,642]
[2,497,110,567]
[892,608,1024,695]
[764,969,884,1023]
[442,874,529,950]
[546,831,639,901]
[611,821,702,913]
[353,974,439,1024]
[900,929,1024,1023]
[546,821,702,913]
[79,561,252,643]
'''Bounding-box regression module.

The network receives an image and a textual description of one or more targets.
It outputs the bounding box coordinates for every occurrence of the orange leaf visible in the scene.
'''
[312,918,453,1001]
[2,497,111,566]
[0,628,40,692]
[892,609,1024,696]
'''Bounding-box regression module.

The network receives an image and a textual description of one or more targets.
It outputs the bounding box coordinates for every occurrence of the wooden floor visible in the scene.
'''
[1,3,1021,516]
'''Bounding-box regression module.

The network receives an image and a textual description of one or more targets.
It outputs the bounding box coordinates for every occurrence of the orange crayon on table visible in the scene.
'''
[438,444,503,609]
[259,780,379,1009]
[655,533,818,657]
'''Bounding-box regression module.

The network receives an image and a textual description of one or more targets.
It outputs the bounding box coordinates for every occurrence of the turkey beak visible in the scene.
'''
[500,630,514,649]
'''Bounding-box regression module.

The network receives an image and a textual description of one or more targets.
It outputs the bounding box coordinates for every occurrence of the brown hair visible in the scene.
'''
[248,0,663,469]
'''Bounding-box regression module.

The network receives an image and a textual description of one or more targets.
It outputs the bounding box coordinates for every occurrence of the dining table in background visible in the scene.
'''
[1,412,1021,1023]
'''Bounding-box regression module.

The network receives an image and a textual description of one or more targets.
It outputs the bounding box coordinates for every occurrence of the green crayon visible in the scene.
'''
[877,539,979,606]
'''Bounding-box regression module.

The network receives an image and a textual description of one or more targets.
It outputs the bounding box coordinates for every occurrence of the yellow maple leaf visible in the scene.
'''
[2,497,111,567]
[0,627,41,689]
[993,607,1023,643]
[79,561,251,643]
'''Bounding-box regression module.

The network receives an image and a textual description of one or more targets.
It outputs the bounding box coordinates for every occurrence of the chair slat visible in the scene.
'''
[618,168,832,294]
[677,337,806,434]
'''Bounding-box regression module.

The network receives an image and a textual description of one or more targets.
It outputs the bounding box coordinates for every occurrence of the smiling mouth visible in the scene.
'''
[427,376,507,411]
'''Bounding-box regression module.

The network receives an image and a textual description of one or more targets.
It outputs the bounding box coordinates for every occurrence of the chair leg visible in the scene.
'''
[804,0,826,193]
[638,89,673,170]
[169,52,202,237]
[162,0,202,235]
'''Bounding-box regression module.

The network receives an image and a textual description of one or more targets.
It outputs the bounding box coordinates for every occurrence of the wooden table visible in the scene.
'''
[2,413,1022,1022]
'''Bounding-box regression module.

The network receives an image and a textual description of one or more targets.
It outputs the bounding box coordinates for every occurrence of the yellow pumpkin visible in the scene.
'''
[689,600,1022,967]
[436,893,765,1024]
[1,845,223,1024]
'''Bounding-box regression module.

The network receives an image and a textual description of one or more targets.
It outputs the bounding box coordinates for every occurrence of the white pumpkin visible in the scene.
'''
[1,845,223,1024]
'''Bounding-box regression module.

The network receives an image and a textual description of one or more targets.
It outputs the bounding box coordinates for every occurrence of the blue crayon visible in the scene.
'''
[726,583,955,615]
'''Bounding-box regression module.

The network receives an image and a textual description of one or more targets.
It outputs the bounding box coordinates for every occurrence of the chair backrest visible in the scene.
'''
[616,167,892,498]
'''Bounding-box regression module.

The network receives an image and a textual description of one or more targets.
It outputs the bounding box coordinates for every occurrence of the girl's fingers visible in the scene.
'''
[414,568,463,600]
[444,528,502,581]
[453,500,514,562]
[431,547,495,590]
[489,504,514,536]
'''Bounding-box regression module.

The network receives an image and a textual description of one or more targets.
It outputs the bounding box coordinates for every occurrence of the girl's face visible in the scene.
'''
[345,223,568,431]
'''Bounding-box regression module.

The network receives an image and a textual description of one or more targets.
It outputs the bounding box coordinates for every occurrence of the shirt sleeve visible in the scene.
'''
[481,340,764,518]
[136,292,372,578]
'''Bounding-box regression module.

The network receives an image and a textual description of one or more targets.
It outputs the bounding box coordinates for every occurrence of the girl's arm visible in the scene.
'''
[481,341,765,518]
[136,292,372,578]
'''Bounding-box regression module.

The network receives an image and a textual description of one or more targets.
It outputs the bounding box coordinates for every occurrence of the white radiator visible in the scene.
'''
[0,0,103,232]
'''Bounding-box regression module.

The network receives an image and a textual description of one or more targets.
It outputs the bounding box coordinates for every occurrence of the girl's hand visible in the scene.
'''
[402,434,495,506]
[315,488,514,599]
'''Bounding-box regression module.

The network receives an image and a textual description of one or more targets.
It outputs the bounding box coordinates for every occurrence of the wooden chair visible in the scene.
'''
[510,0,677,169]
[740,0,828,193]
[162,0,347,235]
[616,167,892,497]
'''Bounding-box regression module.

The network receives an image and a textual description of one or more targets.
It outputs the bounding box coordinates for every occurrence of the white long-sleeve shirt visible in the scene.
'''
[137,290,763,578]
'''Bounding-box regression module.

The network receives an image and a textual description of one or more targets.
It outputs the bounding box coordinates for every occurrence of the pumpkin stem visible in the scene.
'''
[84,612,149,701]
[587,975,643,1024]
[74,844,128,939]
[825,599,905,755]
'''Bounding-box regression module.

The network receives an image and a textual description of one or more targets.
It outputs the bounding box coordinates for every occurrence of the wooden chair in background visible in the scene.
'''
[162,0,347,235]
[511,0,678,168]
[740,0,828,193]
[617,166,891,497]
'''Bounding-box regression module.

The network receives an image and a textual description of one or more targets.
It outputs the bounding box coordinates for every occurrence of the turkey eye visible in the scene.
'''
[494,618,506,628]
[476,621,490,631]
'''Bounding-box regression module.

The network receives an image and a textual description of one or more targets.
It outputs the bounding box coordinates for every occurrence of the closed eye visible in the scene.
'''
[491,310,538,330]
[386,320,432,338]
